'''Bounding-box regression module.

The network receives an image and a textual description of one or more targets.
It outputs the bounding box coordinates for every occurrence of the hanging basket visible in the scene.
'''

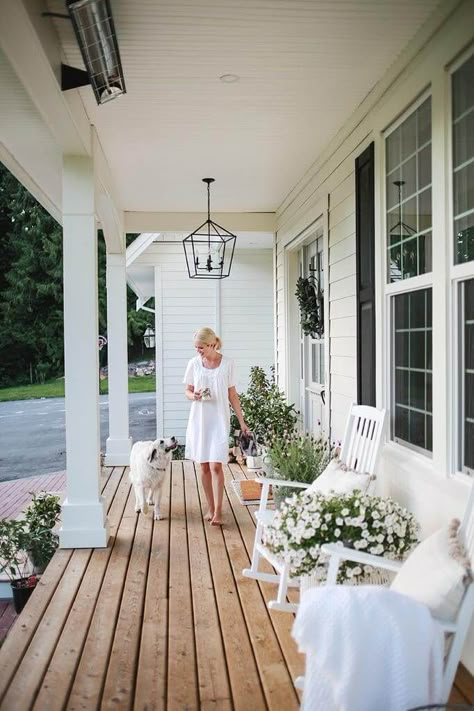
[295,276,324,338]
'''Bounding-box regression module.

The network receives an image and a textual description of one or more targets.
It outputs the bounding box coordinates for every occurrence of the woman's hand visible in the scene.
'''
[240,422,250,434]
[193,390,202,401]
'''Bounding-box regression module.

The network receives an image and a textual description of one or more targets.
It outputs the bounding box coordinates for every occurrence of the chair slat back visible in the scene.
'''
[339,404,386,476]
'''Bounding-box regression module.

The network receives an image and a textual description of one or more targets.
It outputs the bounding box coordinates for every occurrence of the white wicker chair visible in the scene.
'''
[242,403,387,612]
[294,485,474,703]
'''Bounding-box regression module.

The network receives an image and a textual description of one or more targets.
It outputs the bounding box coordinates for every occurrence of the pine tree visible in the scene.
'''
[0,164,154,387]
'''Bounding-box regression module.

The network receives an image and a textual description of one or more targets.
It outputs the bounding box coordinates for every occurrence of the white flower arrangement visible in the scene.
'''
[263,490,419,584]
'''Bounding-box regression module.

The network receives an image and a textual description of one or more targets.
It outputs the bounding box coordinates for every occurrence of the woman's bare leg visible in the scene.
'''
[200,463,214,520]
[210,462,224,525]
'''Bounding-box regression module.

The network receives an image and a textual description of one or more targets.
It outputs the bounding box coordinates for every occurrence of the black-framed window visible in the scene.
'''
[453,54,474,265]
[393,288,432,452]
[460,279,474,473]
[386,98,432,282]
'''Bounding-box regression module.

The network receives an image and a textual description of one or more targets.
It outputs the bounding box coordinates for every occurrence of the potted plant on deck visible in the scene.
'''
[265,432,335,506]
[0,518,38,613]
[24,492,61,573]
[230,365,299,469]
[0,492,61,612]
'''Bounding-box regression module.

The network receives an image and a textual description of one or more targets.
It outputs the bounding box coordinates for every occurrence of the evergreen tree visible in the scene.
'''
[0,164,154,387]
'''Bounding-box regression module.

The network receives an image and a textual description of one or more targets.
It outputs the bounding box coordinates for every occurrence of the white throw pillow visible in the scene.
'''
[307,458,372,495]
[390,519,472,622]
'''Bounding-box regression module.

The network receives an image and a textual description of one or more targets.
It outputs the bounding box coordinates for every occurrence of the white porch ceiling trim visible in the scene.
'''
[126,233,157,267]
[0,142,61,224]
[124,211,276,233]
[0,0,90,156]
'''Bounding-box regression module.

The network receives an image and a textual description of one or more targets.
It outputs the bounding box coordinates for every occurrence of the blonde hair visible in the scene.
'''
[194,327,222,351]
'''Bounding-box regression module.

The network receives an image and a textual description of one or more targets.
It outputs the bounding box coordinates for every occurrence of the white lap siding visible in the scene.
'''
[132,243,274,442]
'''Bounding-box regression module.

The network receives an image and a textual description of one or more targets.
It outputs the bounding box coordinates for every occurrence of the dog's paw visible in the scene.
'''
[153,510,161,521]
[135,503,149,515]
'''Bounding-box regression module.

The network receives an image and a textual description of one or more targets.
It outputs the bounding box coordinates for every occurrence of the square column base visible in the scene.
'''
[59,496,110,548]
[105,436,132,466]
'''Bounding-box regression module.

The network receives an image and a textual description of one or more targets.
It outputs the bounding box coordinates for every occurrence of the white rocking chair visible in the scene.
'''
[294,484,474,703]
[242,403,387,612]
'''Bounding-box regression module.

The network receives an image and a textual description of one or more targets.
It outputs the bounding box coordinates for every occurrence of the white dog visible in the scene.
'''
[129,437,177,520]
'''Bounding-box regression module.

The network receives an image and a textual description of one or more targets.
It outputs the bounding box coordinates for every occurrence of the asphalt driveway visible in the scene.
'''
[0,393,157,481]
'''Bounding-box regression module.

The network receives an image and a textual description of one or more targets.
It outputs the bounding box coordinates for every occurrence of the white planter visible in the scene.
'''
[246,455,263,470]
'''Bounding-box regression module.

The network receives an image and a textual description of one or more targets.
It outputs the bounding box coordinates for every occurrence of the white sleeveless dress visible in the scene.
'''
[183,355,236,464]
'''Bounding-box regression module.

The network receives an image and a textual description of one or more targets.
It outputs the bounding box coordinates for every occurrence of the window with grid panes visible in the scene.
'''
[460,279,474,473]
[386,98,432,282]
[393,288,432,453]
[453,54,474,265]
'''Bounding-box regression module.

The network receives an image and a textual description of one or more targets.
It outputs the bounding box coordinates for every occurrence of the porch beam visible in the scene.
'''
[124,211,276,233]
[0,0,90,156]
[93,130,125,255]
[59,155,109,549]
[105,253,132,466]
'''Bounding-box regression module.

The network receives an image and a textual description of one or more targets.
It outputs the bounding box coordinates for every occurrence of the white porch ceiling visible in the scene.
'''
[19,0,445,214]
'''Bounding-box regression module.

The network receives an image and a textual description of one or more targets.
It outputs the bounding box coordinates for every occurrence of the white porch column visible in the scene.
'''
[105,252,132,464]
[59,155,109,549]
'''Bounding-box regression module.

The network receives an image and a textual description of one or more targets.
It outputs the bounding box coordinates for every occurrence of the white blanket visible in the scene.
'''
[292,585,444,711]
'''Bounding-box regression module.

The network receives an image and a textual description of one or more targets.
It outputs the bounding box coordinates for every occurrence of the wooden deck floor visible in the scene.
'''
[0,462,303,710]
[0,462,472,710]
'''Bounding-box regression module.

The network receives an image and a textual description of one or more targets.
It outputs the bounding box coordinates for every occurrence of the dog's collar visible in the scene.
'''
[156,467,167,471]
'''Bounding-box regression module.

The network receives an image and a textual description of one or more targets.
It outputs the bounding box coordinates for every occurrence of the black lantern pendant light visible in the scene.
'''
[183,179,236,279]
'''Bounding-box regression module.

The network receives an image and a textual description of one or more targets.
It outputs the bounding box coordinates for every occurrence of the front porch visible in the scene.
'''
[1,464,474,709]
[0,462,303,710]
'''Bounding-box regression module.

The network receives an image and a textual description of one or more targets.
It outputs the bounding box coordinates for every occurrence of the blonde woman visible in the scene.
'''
[183,327,248,525]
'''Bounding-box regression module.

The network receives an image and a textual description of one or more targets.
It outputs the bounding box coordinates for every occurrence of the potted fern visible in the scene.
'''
[0,492,61,612]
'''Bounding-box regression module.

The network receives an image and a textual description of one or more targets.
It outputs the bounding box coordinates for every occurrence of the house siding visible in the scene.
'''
[132,243,274,442]
[275,0,474,671]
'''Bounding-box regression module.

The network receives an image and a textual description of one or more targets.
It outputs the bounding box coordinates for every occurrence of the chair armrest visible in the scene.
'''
[321,543,403,573]
[255,476,309,490]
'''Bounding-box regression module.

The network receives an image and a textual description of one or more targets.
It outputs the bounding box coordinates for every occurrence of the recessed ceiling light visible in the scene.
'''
[219,74,240,83]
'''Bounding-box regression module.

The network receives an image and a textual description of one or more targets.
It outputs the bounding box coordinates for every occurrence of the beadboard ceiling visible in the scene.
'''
[45,1,441,212]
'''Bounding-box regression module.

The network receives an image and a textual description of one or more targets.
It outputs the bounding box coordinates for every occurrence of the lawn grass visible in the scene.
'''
[0,376,156,402]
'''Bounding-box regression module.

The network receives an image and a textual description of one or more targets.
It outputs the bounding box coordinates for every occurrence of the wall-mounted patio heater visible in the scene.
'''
[182,179,237,280]
[58,0,126,105]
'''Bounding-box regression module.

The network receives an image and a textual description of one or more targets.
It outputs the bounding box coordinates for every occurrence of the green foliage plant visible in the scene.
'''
[268,433,334,484]
[0,492,61,583]
[24,492,61,572]
[0,519,31,583]
[231,366,298,446]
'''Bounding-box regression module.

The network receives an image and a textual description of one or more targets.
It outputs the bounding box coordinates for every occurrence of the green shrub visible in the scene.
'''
[231,366,298,445]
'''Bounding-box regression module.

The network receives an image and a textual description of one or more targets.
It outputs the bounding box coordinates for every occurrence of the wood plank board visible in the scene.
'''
[167,461,199,710]
[453,663,474,703]
[1,548,93,710]
[183,460,232,710]
[197,467,267,711]
[66,489,138,710]
[221,468,299,710]
[226,464,304,686]
[32,468,129,711]
[134,463,172,711]
[101,500,154,709]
